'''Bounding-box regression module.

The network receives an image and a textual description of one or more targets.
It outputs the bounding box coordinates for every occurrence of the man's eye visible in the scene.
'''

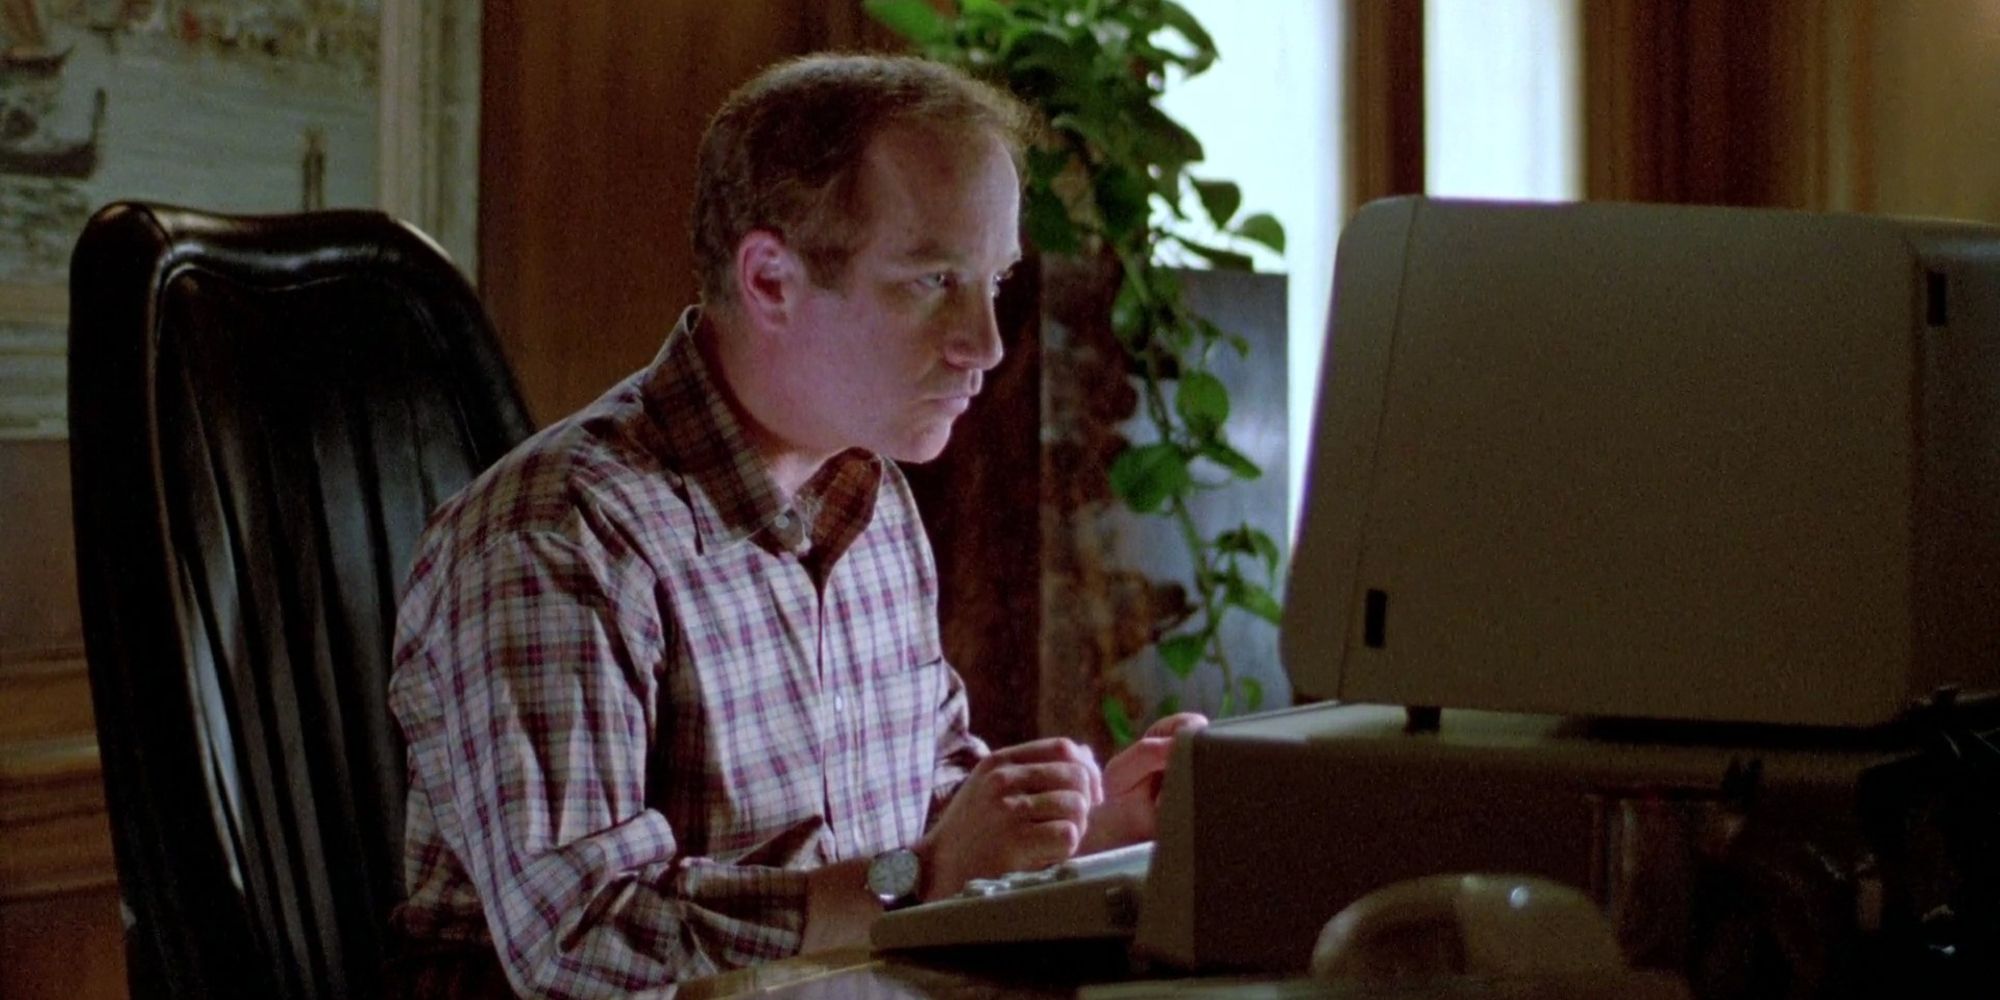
[917,272,952,291]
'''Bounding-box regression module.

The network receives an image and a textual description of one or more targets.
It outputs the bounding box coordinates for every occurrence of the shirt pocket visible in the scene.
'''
[853,638,945,851]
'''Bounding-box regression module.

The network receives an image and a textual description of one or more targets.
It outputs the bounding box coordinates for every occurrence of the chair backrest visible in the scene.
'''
[67,202,533,1000]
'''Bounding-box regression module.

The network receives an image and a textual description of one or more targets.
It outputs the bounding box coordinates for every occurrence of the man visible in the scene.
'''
[385,54,1202,998]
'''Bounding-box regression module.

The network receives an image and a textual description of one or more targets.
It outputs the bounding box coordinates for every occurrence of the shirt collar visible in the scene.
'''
[643,307,882,556]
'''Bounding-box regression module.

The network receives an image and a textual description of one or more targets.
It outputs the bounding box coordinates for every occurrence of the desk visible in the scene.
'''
[672,949,1690,1000]
[674,946,1111,1000]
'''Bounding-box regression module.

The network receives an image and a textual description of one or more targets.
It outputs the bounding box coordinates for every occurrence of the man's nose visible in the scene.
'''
[944,292,1005,372]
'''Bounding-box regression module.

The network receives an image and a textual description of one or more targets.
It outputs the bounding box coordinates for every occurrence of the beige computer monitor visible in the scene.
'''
[1285,197,2000,727]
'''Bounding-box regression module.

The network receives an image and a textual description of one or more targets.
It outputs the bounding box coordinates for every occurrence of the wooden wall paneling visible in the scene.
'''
[0,739,115,900]
[1583,0,1810,208]
[1345,0,1424,216]
[0,886,127,1000]
[1861,1,2000,224]
[479,1,900,425]
[1824,0,1876,214]
[0,439,124,999]
[1777,0,1872,214]
[0,440,82,657]
[0,655,94,746]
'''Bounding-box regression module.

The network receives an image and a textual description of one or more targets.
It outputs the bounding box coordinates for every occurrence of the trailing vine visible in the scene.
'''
[867,0,1285,741]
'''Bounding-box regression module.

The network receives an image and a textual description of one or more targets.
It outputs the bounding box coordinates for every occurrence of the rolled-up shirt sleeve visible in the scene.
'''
[392,528,806,998]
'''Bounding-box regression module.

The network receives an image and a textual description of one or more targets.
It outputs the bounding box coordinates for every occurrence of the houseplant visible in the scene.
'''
[866,0,1286,741]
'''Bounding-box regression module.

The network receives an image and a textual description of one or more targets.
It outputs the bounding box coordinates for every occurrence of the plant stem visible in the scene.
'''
[1130,307,1238,708]
[1168,490,1237,703]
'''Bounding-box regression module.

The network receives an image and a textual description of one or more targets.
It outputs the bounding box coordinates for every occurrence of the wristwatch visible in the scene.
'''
[866,847,923,910]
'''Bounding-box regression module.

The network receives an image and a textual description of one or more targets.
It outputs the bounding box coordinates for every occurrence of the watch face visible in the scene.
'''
[867,848,921,903]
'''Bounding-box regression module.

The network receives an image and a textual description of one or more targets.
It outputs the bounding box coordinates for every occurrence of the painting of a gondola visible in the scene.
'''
[1,0,384,439]
[2,43,71,77]
[1,86,103,178]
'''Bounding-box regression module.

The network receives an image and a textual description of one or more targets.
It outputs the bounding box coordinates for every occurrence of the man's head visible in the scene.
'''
[692,55,1034,469]
[692,54,1033,314]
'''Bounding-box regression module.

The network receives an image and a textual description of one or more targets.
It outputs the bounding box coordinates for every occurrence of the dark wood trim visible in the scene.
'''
[0,654,93,746]
[1583,0,1806,207]
[1345,0,1425,216]
[0,886,129,1000]
[0,737,114,901]
[1843,0,1875,213]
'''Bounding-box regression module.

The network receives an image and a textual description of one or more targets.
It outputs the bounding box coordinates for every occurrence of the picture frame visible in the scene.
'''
[0,0,482,440]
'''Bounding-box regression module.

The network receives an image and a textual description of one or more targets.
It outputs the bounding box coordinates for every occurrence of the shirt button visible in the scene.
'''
[834,694,846,714]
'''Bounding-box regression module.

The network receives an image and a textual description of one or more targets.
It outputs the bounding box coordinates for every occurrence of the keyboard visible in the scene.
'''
[871,841,1155,951]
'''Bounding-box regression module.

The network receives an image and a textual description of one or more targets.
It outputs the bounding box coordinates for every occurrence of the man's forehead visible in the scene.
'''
[890,235,1021,266]
[854,125,1022,265]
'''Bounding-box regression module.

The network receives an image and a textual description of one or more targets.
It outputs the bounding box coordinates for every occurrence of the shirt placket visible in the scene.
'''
[821,567,876,860]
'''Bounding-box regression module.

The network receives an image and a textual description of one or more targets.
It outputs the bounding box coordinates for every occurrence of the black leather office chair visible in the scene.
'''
[67,202,533,999]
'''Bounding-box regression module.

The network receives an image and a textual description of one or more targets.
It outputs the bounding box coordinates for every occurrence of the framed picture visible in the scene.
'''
[0,0,481,440]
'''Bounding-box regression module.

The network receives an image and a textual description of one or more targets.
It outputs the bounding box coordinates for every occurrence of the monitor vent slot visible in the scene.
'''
[1364,589,1388,648]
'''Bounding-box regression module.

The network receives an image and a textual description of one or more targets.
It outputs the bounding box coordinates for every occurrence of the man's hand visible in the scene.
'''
[915,737,1103,900]
[1076,712,1208,856]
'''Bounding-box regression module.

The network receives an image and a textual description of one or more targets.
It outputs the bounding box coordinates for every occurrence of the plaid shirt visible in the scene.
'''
[386,309,987,997]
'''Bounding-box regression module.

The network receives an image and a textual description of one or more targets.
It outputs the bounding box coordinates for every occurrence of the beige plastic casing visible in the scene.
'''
[1285,197,2000,727]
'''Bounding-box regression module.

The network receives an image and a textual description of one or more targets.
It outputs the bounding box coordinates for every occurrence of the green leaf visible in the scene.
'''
[1048,111,1115,158]
[1108,442,1191,514]
[1102,695,1137,748]
[1214,525,1281,577]
[1241,676,1265,712]
[1158,634,1205,679]
[959,0,1008,22]
[1025,187,1082,255]
[1160,0,1219,64]
[864,0,947,44]
[1251,529,1282,576]
[1191,179,1241,228]
[1175,370,1230,438]
[1225,332,1251,357]
[1235,212,1287,253]
[1013,26,1096,86]
[1156,163,1186,211]
[1227,578,1285,625]
[1095,165,1151,241]
[1176,238,1255,271]
[1199,438,1262,480]
[1155,694,1183,720]
[1027,147,1073,188]
[1131,103,1205,172]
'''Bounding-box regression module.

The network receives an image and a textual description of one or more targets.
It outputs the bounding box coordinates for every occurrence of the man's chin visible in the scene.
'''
[884,423,958,465]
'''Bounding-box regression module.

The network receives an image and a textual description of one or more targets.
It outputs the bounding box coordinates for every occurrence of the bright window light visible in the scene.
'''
[1156,0,1344,534]
[1426,0,1582,201]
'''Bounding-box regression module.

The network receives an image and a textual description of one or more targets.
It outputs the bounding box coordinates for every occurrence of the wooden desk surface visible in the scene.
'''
[671,944,1127,1000]
[668,949,1690,1000]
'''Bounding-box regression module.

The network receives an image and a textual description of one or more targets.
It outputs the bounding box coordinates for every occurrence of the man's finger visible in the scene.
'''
[990,737,1090,766]
[1013,819,1083,868]
[1003,789,1091,825]
[1102,736,1175,793]
[989,738,1101,803]
[992,761,1098,798]
[1144,712,1209,740]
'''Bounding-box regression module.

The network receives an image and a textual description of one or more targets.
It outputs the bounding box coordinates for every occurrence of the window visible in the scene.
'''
[1157,0,1343,532]
[1426,0,1582,201]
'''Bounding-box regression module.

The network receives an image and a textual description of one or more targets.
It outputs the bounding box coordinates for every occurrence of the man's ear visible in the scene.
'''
[734,230,800,331]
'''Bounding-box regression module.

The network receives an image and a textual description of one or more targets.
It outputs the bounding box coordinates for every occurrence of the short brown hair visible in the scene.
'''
[691,53,1034,312]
